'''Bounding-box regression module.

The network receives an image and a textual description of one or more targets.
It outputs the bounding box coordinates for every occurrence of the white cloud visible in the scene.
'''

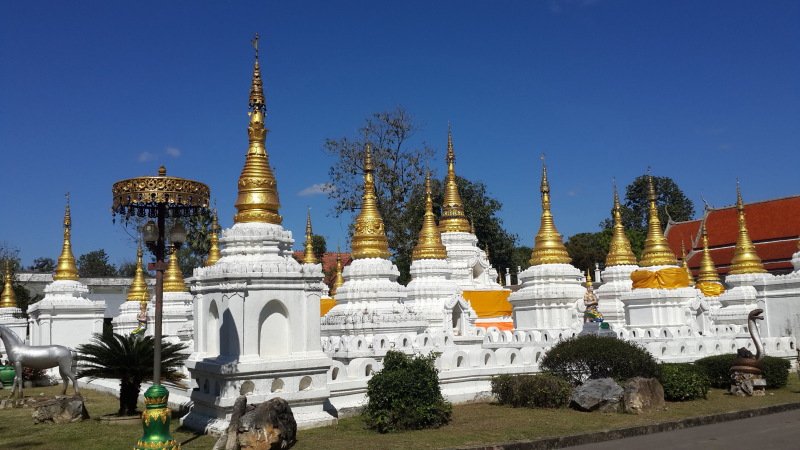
[137,151,156,163]
[298,183,333,197]
[165,147,181,158]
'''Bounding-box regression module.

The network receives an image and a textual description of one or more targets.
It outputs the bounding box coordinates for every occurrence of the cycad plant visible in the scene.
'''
[77,333,187,416]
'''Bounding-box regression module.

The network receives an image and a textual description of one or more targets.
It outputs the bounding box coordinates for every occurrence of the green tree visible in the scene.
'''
[176,211,213,276]
[312,234,327,260]
[77,249,117,277]
[565,232,607,274]
[117,260,140,277]
[510,245,532,284]
[77,333,187,416]
[29,257,56,273]
[600,175,695,232]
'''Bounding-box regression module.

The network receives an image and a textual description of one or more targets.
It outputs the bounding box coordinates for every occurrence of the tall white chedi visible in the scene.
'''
[27,197,106,350]
[406,174,476,336]
[183,40,333,432]
[508,160,583,334]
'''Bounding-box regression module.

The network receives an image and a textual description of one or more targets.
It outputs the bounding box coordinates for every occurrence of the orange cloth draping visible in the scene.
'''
[474,319,515,331]
[631,268,691,289]
[462,290,512,318]
[696,281,725,297]
[320,297,337,316]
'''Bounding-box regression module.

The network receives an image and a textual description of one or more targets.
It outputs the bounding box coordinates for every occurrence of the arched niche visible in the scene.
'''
[259,300,289,358]
[207,301,220,355]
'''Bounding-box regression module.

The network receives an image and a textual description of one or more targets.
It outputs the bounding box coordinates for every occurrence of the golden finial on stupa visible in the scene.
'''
[0,261,17,308]
[681,241,695,286]
[351,143,390,259]
[639,175,678,266]
[696,223,721,284]
[205,210,221,266]
[303,208,319,264]
[53,193,80,281]
[413,173,448,260]
[529,157,571,265]
[163,245,188,292]
[438,124,472,234]
[729,182,766,275]
[126,245,150,302]
[330,250,345,297]
[233,33,282,225]
[585,268,593,286]
[605,182,638,267]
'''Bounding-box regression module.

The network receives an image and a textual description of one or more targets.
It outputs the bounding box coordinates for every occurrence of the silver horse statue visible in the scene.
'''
[0,325,80,399]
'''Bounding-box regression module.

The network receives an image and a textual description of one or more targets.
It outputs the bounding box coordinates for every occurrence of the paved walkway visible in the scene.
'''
[563,408,800,450]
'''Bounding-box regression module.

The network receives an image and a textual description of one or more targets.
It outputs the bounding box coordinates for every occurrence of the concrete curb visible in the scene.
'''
[457,401,800,450]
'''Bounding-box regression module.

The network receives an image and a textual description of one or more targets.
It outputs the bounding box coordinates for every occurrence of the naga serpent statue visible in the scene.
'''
[730,308,765,376]
[0,325,80,399]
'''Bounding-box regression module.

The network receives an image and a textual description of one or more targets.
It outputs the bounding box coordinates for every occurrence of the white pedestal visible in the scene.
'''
[508,264,584,333]
[596,265,637,327]
[621,287,696,328]
[27,280,106,350]
[406,258,477,336]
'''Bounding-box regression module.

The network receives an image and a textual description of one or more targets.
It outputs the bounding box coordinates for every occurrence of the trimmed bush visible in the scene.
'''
[695,354,791,389]
[363,351,452,433]
[540,335,659,385]
[491,374,572,408]
[658,363,709,401]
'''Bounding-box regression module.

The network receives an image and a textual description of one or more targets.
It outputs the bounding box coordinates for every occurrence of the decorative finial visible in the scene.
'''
[330,250,345,297]
[303,208,319,264]
[251,32,259,60]
[639,174,678,266]
[439,125,471,233]
[696,223,723,288]
[163,245,188,292]
[605,181,638,266]
[585,268,593,286]
[529,158,571,265]
[126,244,150,302]
[0,260,17,308]
[205,209,221,266]
[351,143,390,259]
[412,172,448,260]
[729,182,766,274]
[681,240,695,286]
[234,35,281,225]
[54,193,80,281]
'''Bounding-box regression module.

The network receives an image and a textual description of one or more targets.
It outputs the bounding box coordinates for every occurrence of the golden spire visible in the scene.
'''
[639,175,678,266]
[681,241,695,286]
[53,193,80,281]
[529,158,571,265]
[0,261,17,308]
[351,143,391,259]
[127,245,150,302]
[163,245,188,292]
[234,33,282,225]
[205,210,221,266]
[413,173,448,260]
[303,208,319,264]
[696,223,721,284]
[330,251,345,297]
[605,182,638,266]
[729,182,766,274]
[585,268,593,286]
[438,125,472,233]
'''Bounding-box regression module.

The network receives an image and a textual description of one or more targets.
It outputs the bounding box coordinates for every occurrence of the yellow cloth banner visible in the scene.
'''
[631,268,691,289]
[462,290,512,318]
[696,281,725,297]
[475,320,515,331]
[320,297,337,316]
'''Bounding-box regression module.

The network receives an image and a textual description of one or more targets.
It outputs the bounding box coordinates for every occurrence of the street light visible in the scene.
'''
[112,165,209,450]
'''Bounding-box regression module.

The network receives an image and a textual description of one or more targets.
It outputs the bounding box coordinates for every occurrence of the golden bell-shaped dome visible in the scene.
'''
[163,246,188,292]
[729,182,766,275]
[330,252,345,297]
[529,160,571,265]
[438,125,472,234]
[0,261,17,308]
[351,143,391,259]
[205,211,221,267]
[233,35,282,225]
[303,209,319,264]
[54,194,80,281]
[696,224,721,284]
[413,173,448,260]
[605,184,638,267]
[639,176,678,267]
[127,245,150,302]
[681,241,695,286]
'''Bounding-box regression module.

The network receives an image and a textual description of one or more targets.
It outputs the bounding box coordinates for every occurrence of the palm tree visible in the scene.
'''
[77,333,188,416]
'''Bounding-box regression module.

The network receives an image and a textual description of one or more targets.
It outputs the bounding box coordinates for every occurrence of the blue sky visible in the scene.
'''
[2,1,799,267]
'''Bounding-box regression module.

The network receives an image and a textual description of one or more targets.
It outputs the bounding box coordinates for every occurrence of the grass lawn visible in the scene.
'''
[0,375,798,450]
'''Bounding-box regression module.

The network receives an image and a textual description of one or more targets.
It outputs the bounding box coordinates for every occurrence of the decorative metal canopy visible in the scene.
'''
[112,166,210,220]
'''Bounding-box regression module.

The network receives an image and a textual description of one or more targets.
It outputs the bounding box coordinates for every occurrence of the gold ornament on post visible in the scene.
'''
[605,182,638,267]
[54,193,80,281]
[729,182,766,275]
[205,210,221,266]
[639,175,678,267]
[303,208,319,264]
[696,223,725,296]
[330,250,345,297]
[127,245,150,302]
[438,124,471,233]
[681,241,695,286]
[351,143,390,259]
[234,33,282,225]
[529,156,571,265]
[412,173,448,260]
[163,244,188,293]
[0,261,17,308]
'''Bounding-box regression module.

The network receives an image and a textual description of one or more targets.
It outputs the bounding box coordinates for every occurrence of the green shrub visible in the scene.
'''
[760,356,791,388]
[658,363,709,401]
[695,354,791,389]
[363,351,452,433]
[491,374,572,408]
[540,335,659,385]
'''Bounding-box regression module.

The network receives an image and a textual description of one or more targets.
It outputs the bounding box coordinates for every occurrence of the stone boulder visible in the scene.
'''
[570,378,623,412]
[622,377,665,414]
[214,396,297,450]
[31,395,89,424]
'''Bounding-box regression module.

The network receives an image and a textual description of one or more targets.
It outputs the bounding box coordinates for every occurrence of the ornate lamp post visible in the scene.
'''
[112,165,209,450]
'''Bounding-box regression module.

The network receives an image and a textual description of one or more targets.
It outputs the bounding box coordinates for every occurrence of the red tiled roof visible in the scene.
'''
[665,221,701,256]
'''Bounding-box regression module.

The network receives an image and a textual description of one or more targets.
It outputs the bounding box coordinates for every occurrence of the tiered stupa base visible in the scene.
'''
[595,265,637,327]
[27,280,106,349]
[508,264,584,335]
[406,259,476,336]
